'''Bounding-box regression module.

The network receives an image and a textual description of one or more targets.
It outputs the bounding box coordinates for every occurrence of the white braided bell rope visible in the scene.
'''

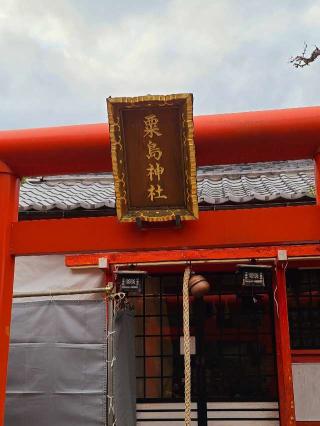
[183,267,191,425]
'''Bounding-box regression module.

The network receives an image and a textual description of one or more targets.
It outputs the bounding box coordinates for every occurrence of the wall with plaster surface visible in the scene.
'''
[293,363,320,421]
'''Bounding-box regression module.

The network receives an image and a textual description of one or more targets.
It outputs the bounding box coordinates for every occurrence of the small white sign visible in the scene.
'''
[277,250,288,261]
[180,336,196,355]
[98,258,108,269]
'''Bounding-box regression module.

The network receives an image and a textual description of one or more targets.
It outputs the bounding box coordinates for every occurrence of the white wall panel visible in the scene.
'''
[293,363,320,421]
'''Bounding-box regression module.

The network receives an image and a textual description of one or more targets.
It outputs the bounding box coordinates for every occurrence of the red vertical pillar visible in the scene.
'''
[274,262,296,425]
[0,162,19,424]
[314,153,320,204]
[105,268,115,426]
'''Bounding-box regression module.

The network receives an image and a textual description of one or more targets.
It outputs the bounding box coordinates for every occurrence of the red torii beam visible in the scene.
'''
[0,106,320,176]
[1,105,320,424]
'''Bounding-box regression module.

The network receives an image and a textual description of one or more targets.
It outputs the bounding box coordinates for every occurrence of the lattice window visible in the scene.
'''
[131,273,278,402]
[287,269,320,349]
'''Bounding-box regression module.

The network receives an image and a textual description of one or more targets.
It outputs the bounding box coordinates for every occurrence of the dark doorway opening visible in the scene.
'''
[132,272,278,425]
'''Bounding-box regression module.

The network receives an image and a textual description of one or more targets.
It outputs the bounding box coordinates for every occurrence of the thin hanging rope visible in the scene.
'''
[183,266,191,425]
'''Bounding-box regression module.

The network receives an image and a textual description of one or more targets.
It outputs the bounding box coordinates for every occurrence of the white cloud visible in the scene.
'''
[303,2,320,27]
[0,0,318,129]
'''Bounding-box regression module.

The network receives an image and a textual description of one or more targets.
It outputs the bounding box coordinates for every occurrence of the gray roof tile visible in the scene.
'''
[19,160,315,212]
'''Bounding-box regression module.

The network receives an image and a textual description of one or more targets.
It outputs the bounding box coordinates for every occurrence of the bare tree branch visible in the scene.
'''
[290,43,320,68]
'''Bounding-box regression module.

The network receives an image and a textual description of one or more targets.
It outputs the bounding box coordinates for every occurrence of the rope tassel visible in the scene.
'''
[183,266,192,425]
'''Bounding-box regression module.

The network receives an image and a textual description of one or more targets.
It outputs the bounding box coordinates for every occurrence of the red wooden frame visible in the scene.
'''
[1,105,320,425]
[64,244,320,268]
[292,350,320,363]
[11,205,320,256]
[274,263,296,425]
[67,250,300,425]
[0,163,19,424]
[1,106,320,176]
[297,423,320,426]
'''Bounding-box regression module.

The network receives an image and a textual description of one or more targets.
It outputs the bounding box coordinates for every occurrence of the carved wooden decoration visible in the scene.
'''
[107,93,198,222]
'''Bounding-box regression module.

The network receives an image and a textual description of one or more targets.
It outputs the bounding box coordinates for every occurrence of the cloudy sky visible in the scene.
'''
[0,0,319,130]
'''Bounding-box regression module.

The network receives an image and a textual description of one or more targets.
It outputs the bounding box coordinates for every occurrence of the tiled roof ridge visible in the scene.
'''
[19,160,315,212]
[26,159,314,185]
[197,159,313,178]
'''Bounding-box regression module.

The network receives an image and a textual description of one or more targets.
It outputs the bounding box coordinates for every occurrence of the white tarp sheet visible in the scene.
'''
[13,255,104,300]
[5,299,107,426]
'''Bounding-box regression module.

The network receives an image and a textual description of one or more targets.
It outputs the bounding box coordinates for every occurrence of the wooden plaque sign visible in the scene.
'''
[107,93,198,222]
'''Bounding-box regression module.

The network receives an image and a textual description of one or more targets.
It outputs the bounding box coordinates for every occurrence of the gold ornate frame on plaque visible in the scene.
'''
[107,93,198,222]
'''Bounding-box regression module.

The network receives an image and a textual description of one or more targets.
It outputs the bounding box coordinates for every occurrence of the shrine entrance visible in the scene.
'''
[133,272,280,425]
